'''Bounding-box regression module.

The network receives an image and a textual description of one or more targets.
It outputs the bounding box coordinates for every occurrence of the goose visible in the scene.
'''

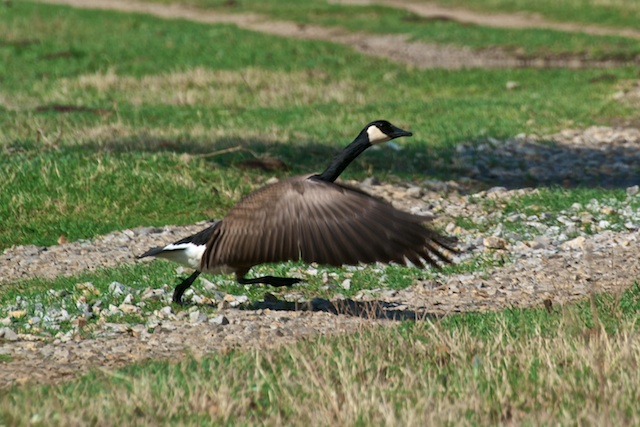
[138,120,457,304]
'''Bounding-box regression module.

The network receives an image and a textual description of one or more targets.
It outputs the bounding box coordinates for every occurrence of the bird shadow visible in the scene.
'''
[244,297,441,322]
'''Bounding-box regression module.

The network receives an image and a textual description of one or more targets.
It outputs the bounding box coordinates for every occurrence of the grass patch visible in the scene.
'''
[0,149,250,248]
[433,0,640,29]
[1,3,639,424]
[2,283,640,425]
[144,0,640,60]
[1,3,636,249]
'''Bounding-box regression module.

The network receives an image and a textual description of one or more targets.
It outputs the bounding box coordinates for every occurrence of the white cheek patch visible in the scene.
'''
[367,125,390,144]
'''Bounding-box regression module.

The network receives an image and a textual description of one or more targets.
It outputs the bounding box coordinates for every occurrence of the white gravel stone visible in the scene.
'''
[209,315,230,326]
[0,327,19,341]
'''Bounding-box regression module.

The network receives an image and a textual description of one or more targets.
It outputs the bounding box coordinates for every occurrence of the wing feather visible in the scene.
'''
[203,175,457,271]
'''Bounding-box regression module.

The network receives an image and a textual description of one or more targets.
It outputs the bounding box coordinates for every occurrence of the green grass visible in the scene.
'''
[1,2,637,249]
[144,0,640,60]
[433,0,640,29]
[1,1,639,424]
[2,283,639,426]
[0,149,248,248]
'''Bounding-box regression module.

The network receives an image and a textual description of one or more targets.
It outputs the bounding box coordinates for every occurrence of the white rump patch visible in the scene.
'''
[366,125,391,144]
[157,243,206,270]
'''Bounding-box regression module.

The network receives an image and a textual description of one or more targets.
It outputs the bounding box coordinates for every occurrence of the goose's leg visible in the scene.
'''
[173,271,201,304]
[237,275,301,287]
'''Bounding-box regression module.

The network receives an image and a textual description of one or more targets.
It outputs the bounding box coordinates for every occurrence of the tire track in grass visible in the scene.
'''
[34,0,639,69]
[334,0,640,40]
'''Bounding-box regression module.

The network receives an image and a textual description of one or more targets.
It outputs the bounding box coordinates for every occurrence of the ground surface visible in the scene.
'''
[36,0,640,69]
[1,0,639,389]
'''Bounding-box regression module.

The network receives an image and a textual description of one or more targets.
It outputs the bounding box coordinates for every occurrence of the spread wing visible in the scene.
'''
[202,175,456,271]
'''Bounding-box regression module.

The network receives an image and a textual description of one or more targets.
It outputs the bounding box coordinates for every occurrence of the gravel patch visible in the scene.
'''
[1,126,639,389]
[455,126,640,187]
[0,221,216,284]
[0,308,376,388]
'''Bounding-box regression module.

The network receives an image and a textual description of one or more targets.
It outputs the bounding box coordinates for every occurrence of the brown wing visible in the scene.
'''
[202,175,457,271]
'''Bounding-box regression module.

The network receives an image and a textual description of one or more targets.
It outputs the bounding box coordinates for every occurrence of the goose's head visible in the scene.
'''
[364,120,413,145]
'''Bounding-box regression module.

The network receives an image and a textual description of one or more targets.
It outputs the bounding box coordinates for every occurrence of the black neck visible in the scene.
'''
[315,132,370,182]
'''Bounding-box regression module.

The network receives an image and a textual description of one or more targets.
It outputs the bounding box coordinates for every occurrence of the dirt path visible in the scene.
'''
[334,0,640,40]
[34,0,637,69]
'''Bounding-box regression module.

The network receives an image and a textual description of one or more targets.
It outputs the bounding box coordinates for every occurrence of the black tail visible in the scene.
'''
[137,247,167,259]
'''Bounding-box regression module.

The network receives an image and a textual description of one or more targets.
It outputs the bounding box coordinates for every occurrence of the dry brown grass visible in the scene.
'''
[21,67,366,109]
[3,300,640,426]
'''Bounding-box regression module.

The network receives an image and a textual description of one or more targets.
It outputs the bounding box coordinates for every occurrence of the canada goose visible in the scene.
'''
[139,120,457,303]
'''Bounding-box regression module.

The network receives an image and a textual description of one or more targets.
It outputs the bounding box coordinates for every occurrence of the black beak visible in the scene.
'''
[390,125,412,139]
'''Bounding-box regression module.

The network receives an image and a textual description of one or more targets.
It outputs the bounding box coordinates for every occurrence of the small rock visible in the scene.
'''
[341,279,351,290]
[141,288,165,301]
[72,316,88,328]
[146,318,160,330]
[57,308,71,322]
[122,294,133,305]
[265,177,279,185]
[530,235,550,250]
[77,282,100,296]
[108,282,127,295]
[118,304,140,314]
[506,213,525,222]
[200,278,217,292]
[209,315,230,326]
[305,267,318,275]
[8,310,26,320]
[487,186,507,195]
[1,327,19,341]
[189,310,207,324]
[627,185,639,196]
[561,236,586,250]
[158,306,173,319]
[129,324,147,337]
[406,186,422,199]
[483,236,507,250]
[361,176,380,186]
